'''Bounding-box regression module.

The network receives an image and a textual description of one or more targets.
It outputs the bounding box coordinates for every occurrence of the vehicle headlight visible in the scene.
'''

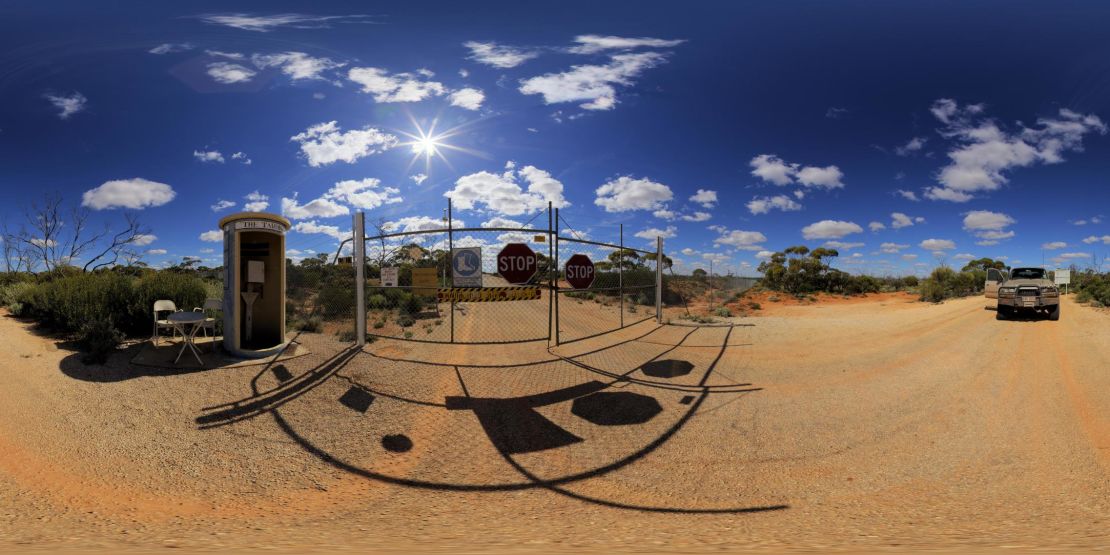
[999,287,1016,295]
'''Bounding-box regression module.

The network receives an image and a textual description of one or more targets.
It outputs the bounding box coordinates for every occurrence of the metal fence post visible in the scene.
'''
[448,198,455,344]
[554,207,560,346]
[354,212,366,346]
[547,201,554,345]
[655,236,663,324]
[619,223,624,328]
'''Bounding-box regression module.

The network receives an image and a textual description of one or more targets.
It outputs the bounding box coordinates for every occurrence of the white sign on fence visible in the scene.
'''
[381,266,399,287]
[1055,269,1071,285]
[451,247,483,287]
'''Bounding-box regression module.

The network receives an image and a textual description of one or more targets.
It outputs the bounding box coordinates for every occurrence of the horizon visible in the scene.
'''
[3,1,1110,276]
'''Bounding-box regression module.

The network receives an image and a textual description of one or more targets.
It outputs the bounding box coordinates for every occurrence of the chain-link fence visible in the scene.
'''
[352,203,666,346]
[553,227,658,344]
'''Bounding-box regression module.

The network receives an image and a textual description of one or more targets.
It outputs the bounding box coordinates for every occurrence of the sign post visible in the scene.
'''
[1055,268,1071,295]
[451,247,483,288]
[497,243,538,284]
[565,254,595,290]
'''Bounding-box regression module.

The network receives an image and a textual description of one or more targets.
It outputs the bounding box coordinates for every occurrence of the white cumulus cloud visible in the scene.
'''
[463,41,540,68]
[211,199,236,212]
[801,220,862,240]
[689,189,717,208]
[243,190,269,212]
[82,178,176,210]
[567,34,685,55]
[519,52,667,111]
[206,62,256,84]
[252,51,344,80]
[448,87,485,110]
[290,121,398,167]
[193,149,224,163]
[920,239,956,251]
[713,229,768,250]
[446,163,568,216]
[44,92,87,119]
[594,176,673,212]
[749,154,844,189]
[199,230,223,242]
[747,194,801,215]
[348,67,446,103]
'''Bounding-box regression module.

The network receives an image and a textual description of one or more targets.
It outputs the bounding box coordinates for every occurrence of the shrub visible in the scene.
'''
[713,307,732,317]
[77,317,124,364]
[318,278,355,319]
[372,319,385,329]
[748,302,761,310]
[366,294,388,309]
[1,282,37,313]
[399,292,424,315]
[292,316,322,332]
[396,314,416,328]
[919,279,946,303]
[129,272,207,335]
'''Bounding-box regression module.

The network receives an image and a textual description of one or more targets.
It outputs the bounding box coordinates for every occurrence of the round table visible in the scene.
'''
[167,311,206,365]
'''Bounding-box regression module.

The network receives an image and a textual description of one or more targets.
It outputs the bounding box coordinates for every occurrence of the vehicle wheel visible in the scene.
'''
[1048,303,1060,321]
[996,306,1008,320]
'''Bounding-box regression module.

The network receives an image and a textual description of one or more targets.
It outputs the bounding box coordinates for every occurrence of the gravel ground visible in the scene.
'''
[0,295,1108,553]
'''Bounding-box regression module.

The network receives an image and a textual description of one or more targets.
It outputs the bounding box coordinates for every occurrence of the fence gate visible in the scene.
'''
[348,201,664,346]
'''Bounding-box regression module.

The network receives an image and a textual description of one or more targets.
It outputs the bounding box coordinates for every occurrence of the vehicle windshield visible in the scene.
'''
[1010,268,1046,279]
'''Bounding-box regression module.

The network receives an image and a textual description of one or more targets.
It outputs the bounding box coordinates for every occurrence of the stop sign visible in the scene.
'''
[497,243,538,284]
[565,254,595,289]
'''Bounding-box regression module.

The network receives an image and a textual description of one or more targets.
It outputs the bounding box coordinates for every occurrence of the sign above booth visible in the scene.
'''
[231,219,287,233]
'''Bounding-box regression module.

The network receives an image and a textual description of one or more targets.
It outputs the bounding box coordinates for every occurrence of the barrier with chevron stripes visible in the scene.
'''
[437,286,542,303]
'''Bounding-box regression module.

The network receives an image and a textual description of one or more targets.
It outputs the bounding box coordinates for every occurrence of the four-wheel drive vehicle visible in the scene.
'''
[995,267,1060,321]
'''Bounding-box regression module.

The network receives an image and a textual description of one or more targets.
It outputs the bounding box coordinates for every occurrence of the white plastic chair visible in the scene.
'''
[193,298,222,351]
[152,300,180,346]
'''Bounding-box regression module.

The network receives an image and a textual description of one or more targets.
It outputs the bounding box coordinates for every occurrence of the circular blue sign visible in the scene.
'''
[452,249,481,277]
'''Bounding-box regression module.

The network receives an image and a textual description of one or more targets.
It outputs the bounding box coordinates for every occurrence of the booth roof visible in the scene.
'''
[218,212,291,230]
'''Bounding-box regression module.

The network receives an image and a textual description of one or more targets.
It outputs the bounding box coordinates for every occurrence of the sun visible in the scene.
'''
[412,135,441,157]
[397,115,486,175]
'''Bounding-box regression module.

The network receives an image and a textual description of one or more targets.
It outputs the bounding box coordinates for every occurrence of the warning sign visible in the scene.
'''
[437,286,542,303]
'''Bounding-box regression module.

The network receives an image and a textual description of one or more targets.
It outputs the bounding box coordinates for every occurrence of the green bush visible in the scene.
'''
[399,292,424,315]
[748,302,761,310]
[318,277,355,319]
[76,317,125,364]
[396,314,416,328]
[919,278,947,303]
[291,316,322,332]
[0,281,37,312]
[129,272,208,335]
[713,307,732,317]
[367,293,388,309]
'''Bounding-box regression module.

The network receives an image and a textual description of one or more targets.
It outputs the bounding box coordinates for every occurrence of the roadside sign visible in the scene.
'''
[565,254,595,289]
[412,267,439,296]
[451,247,482,287]
[498,243,538,284]
[381,266,399,287]
[533,235,546,243]
[1055,269,1071,285]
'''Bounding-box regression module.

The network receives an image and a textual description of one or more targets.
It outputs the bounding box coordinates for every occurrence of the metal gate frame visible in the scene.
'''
[346,201,665,346]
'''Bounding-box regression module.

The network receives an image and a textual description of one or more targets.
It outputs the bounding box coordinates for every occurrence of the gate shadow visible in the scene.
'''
[198,324,787,515]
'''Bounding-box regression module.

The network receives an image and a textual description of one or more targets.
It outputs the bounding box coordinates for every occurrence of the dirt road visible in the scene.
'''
[0,295,1107,552]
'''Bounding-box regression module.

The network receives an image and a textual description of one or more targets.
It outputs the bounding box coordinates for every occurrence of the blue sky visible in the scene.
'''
[2,0,1110,275]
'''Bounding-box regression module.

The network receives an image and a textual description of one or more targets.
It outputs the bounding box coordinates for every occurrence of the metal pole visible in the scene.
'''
[619,223,624,328]
[655,236,663,324]
[354,212,366,347]
[554,207,561,346]
[547,202,553,344]
[448,198,454,344]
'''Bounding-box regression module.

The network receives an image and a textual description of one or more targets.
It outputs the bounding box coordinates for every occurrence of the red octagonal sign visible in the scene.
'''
[497,243,538,284]
[564,254,595,289]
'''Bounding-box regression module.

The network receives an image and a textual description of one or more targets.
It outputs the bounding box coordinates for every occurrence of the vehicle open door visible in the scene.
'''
[985,268,1005,299]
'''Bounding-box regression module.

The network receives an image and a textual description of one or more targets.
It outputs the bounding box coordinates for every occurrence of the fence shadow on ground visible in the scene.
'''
[198,323,786,515]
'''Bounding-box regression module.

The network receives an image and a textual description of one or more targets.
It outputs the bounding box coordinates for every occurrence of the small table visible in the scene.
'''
[168,311,206,365]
